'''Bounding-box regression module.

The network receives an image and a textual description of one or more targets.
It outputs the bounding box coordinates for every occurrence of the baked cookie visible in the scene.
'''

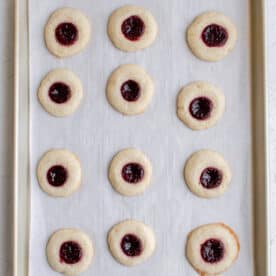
[184,150,231,198]
[108,148,152,196]
[108,5,158,52]
[46,228,94,275]
[199,274,220,276]
[107,219,156,266]
[106,64,154,115]
[177,81,225,130]
[186,223,240,275]
[187,12,237,62]
[45,7,91,58]
[38,69,83,117]
[37,149,81,197]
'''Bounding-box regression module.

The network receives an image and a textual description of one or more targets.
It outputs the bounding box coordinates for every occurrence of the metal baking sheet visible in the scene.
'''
[13,0,270,275]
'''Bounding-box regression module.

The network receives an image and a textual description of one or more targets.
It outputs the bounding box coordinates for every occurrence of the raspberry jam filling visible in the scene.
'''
[200,238,225,263]
[201,24,228,47]
[200,167,223,189]
[122,163,144,183]
[121,80,141,102]
[47,165,68,187]
[189,97,213,120]
[121,234,143,257]
[60,241,82,264]
[121,15,145,41]
[55,22,79,46]
[49,82,71,104]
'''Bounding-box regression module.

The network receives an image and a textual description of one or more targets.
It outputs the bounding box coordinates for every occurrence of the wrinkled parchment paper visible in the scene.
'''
[29,0,253,275]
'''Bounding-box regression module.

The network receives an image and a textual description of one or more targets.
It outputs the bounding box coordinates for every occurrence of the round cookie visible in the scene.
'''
[187,11,237,62]
[186,223,240,275]
[108,148,152,196]
[199,274,220,276]
[38,69,83,117]
[177,81,225,130]
[46,228,94,275]
[184,150,231,198]
[108,5,158,52]
[107,219,156,266]
[106,64,154,115]
[45,7,91,58]
[37,149,81,197]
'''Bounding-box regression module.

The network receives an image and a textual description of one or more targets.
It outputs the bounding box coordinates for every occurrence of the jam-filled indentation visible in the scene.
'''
[121,15,145,41]
[200,238,225,263]
[121,234,143,257]
[121,163,144,183]
[47,165,68,187]
[189,97,213,120]
[201,24,228,47]
[55,22,79,46]
[49,82,71,104]
[60,241,82,264]
[121,80,141,102]
[200,167,223,189]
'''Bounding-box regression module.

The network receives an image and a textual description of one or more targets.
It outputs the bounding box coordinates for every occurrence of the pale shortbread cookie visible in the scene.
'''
[109,148,152,196]
[187,12,237,62]
[177,81,225,130]
[37,149,81,197]
[46,228,94,276]
[45,7,91,58]
[200,274,220,276]
[38,68,83,117]
[186,223,240,275]
[106,64,154,115]
[108,219,156,266]
[108,5,158,52]
[184,150,231,198]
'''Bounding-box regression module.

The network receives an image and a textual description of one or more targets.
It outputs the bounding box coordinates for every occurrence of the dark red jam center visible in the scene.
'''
[200,238,225,263]
[200,167,223,189]
[59,241,82,264]
[189,97,213,120]
[201,24,228,47]
[121,15,145,41]
[121,234,142,257]
[55,22,78,46]
[49,82,71,104]
[47,165,68,187]
[120,80,141,102]
[122,163,144,183]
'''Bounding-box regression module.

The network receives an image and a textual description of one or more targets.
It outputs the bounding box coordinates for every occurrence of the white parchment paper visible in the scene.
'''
[29,0,253,275]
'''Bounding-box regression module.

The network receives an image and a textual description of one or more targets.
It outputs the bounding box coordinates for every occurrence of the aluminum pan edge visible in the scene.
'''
[250,0,270,275]
[13,0,30,275]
